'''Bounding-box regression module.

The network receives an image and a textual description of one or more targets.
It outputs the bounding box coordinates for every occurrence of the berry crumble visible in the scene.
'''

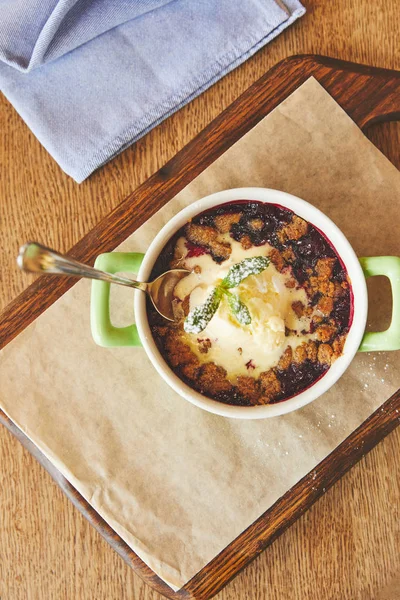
[148,201,353,406]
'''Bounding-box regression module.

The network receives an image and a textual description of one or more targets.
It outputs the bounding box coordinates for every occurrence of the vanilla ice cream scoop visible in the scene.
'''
[174,239,314,381]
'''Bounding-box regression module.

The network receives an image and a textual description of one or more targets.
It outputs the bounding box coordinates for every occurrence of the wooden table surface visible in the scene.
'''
[1,1,400,599]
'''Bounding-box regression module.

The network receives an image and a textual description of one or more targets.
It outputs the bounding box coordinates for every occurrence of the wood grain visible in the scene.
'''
[1,53,400,600]
[1,1,400,599]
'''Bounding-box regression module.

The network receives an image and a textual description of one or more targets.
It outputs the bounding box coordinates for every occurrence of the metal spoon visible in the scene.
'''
[17,242,190,322]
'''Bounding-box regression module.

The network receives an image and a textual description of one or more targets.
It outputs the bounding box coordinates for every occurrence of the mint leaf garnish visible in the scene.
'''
[184,288,222,334]
[183,256,269,334]
[225,290,251,326]
[221,256,270,289]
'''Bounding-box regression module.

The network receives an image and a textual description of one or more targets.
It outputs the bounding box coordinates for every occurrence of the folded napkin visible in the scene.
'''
[0,0,305,182]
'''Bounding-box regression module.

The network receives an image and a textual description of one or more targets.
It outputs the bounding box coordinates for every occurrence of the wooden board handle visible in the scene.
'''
[307,55,400,128]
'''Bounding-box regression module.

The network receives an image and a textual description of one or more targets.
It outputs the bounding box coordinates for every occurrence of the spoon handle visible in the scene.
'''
[17,242,148,291]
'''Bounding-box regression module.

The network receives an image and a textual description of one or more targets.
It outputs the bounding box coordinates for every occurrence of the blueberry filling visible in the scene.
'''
[148,201,353,407]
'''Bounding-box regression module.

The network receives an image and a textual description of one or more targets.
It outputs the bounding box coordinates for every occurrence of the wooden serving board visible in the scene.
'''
[1,55,400,600]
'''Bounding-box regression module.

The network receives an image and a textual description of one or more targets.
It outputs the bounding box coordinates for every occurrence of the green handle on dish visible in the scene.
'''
[91,252,400,353]
[359,256,400,352]
[90,252,144,347]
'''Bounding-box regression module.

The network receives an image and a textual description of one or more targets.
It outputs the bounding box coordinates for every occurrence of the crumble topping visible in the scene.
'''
[149,201,352,406]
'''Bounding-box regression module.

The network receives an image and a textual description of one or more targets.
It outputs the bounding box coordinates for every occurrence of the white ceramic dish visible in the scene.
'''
[91,188,400,419]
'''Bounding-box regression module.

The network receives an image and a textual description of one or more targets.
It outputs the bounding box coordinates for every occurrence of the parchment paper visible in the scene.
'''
[1,78,400,591]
